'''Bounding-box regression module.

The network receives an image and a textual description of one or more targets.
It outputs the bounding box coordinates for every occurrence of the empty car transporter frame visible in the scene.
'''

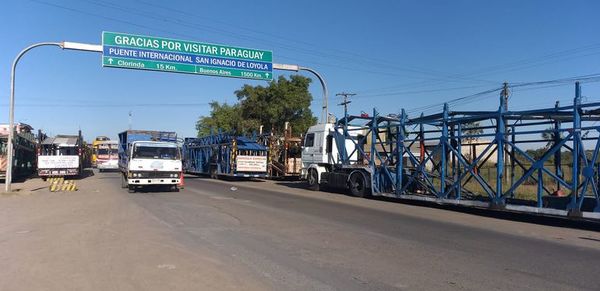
[333,82,600,219]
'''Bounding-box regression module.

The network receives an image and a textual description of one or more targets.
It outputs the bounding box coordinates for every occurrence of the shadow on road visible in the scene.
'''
[275,181,307,190]
[369,195,600,232]
[276,181,348,195]
[76,169,95,180]
[274,180,600,231]
[184,174,266,183]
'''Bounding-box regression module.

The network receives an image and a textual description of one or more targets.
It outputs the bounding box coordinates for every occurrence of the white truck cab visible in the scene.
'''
[121,141,182,192]
[301,123,370,196]
[301,123,359,169]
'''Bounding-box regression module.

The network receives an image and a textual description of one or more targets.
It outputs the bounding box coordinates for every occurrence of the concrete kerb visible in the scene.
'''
[0,177,48,196]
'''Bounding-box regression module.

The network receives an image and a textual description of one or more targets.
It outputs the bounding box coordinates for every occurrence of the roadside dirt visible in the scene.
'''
[0,172,268,291]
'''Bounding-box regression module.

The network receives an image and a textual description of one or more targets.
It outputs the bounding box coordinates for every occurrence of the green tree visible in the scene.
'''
[235,75,318,135]
[463,122,483,142]
[461,122,483,162]
[541,126,563,149]
[196,75,318,137]
[195,101,243,136]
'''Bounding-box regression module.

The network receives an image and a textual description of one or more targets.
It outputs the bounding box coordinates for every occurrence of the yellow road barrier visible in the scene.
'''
[48,177,77,192]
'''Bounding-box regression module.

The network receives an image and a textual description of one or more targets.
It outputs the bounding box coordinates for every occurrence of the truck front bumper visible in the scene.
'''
[97,161,118,170]
[127,178,180,185]
[39,169,79,176]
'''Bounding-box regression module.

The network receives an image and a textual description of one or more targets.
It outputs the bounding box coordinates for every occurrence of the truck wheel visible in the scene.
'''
[121,174,128,188]
[128,185,136,193]
[307,169,320,191]
[210,167,218,179]
[349,173,367,198]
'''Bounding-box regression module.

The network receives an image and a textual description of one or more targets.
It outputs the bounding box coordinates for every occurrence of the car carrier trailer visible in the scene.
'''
[183,133,268,178]
[301,82,600,220]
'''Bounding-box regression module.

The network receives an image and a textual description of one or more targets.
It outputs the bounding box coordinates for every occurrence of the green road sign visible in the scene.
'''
[102,32,273,81]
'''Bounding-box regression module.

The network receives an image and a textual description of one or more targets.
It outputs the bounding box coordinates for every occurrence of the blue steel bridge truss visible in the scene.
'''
[335,82,600,218]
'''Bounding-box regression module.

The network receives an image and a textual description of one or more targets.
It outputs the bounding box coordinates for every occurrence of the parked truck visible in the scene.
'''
[91,136,110,167]
[183,133,268,178]
[257,122,303,179]
[118,130,182,192]
[96,140,119,172]
[300,121,372,196]
[0,123,37,180]
[37,131,85,178]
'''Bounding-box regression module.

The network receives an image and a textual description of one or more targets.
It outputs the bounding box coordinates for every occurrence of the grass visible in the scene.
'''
[423,164,592,202]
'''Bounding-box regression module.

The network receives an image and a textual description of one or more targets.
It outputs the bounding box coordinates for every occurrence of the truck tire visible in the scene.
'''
[349,172,367,198]
[307,169,320,191]
[121,174,128,188]
[128,185,136,193]
[210,167,218,179]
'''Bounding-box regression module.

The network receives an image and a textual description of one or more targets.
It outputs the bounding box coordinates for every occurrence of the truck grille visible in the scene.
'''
[134,171,178,178]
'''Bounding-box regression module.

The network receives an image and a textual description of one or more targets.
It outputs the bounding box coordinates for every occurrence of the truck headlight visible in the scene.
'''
[171,173,178,178]
[133,173,139,177]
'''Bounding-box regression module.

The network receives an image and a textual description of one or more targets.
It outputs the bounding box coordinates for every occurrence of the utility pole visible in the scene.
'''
[128,111,132,130]
[501,82,510,184]
[336,92,355,165]
[336,92,356,120]
[501,82,510,111]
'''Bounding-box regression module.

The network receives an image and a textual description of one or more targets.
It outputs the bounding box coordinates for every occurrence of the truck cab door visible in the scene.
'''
[313,132,324,163]
[302,133,318,165]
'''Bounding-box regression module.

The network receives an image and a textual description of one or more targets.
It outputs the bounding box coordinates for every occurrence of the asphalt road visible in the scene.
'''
[1,171,600,290]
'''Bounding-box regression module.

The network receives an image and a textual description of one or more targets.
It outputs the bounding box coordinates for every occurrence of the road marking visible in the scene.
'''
[210,196,234,200]
[157,264,176,270]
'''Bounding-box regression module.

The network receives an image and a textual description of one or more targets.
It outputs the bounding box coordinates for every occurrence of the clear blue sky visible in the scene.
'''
[1,0,600,141]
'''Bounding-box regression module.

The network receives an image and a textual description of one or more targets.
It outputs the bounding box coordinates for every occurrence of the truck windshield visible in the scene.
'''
[58,147,78,155]
[40,145,78,156]
[97,149,113,155]
[133,146,179,160]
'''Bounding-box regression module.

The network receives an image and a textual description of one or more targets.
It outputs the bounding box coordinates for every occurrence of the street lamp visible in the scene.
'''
[4,41,102,192]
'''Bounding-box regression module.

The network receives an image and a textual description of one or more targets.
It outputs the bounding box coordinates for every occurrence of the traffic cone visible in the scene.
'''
[178,172,185,189]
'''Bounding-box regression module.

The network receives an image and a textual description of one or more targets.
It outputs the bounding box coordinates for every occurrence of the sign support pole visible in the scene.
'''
[4,42,102,192]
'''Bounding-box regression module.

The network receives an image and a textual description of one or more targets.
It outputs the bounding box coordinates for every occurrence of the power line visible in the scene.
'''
[355,84,493,99]
[402,74,600,116]
[511,73,600,88]
[19,0,600,120]
[356,46,600,95]
[128,0,498,85]
[31,0,501,85]
[0,102,212,108]
[29,0,600,98]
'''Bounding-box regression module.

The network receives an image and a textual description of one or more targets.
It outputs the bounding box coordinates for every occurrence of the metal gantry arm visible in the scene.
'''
[273,63,329,124]
[5,41,102,192]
